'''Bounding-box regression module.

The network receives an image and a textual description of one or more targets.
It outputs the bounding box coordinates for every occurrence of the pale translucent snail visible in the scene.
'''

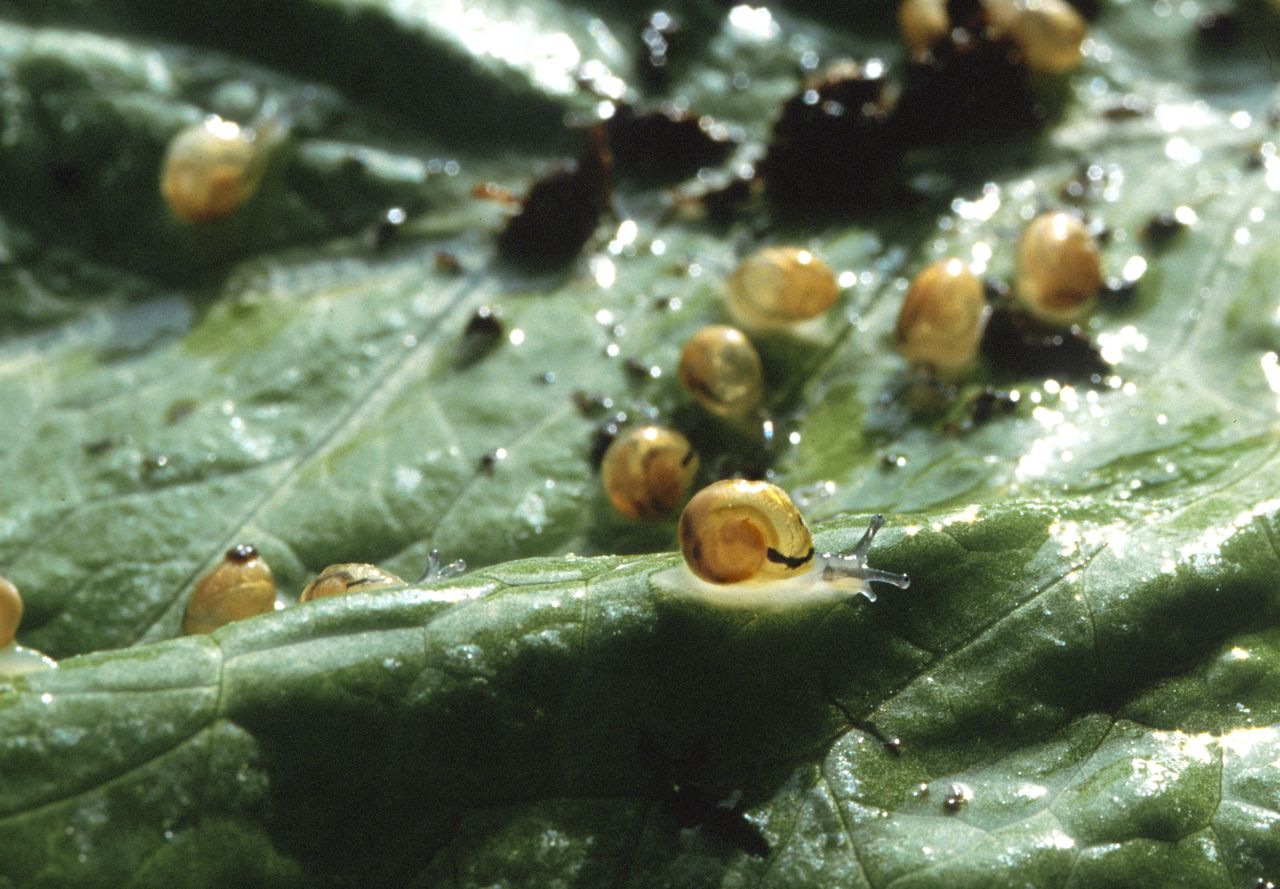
[726,246,840,330]
[601,425,700,520]
[1014,210,1102,325]
[0,576,57,676]
[160,112,287,223]
[896,257,989,377]
[653,479,910,609]
[299,563,406,603]
[677,325,764,420]
[182,544,276,635]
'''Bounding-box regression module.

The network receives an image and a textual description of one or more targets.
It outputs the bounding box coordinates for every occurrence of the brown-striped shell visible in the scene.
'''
[727,246,839,329]
[678,479,815,584]
[601,426,700,520]
[1014,210,1102,324]
[677,325,764,419]
[299,563,406,603]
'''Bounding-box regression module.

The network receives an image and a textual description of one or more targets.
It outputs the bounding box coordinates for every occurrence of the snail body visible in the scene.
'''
[654,480,910,609]
[182,544,276,635]
[299,563,406,603]
[601,425,700,520]
[727,247,839,330]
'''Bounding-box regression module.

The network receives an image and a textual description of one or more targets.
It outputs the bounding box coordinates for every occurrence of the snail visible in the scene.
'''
[653,479,910,609]
[0,576,57,676]
[160,112,286,223]
[726,246,840,330]
[1014,210,1102,325]
[896,258,989,377]
[182,544,276,635]
[898,0,950,57]
[601,425,700,520]
[677,325,764,420]
[984,0,1088,74]
[299,563,406,603]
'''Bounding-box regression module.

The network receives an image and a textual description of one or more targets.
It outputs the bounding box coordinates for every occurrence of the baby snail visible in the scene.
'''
[655,479,910,609]
[678,325,764,420]
[726,246,840,331]
[0,576,57,676]
[299,563,406,603]
[182,544,276,635]
[601,425,700,520]
[983,0,1088,74]
[898,0,949,57]
[896,258,989,378]
[160,113,285,223]
[1014,210,1103,325]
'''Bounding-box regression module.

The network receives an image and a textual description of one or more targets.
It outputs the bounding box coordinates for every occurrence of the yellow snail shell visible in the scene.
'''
[182,544,276,635]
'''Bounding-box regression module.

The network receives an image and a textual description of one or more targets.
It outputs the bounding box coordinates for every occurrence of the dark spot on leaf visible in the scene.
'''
[372,206,406,252]
[1141,212,1187,250]
[83,438,114,456]
[165,399,199,425]
[980,307,1110,381]
[1102,95,1150,120]
[1196,9,1240,49]
[497,127,612,269]
[762,60,902,215]
[572,391,614,417]
[666,782,770,858]
[943,786,966,812]
[434,250,463,276]
[588,420,621,471]
[455,306,503,368]
[604,103,735,184]
[227,544,258,563]
[478,449,507,473]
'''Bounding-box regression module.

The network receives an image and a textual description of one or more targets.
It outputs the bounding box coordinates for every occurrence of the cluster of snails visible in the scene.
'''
[0,577,57,677]
[595,248,908,605]
[899,0,1089,74]
[895,209,1102,379]
[601,246,839,523]
[181,546,464,636]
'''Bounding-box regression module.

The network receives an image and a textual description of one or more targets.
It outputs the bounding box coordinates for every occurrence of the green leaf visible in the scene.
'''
[2,0,1280,886]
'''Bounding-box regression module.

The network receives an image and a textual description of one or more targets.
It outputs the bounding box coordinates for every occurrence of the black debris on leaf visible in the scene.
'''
[371,206,406,252]
[1142,211,1187,250]
[761,59,903,215]
[604,103,736,184]
[434,250,464,275]
[946,387,1020,433]
[895,0,1042,145]
[666,782,771,858]
[1196,9,1240,49]
[1102,95,1150,121]
[497,127,612,269]
[980,307,1110,381]
[454,306,504,368]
